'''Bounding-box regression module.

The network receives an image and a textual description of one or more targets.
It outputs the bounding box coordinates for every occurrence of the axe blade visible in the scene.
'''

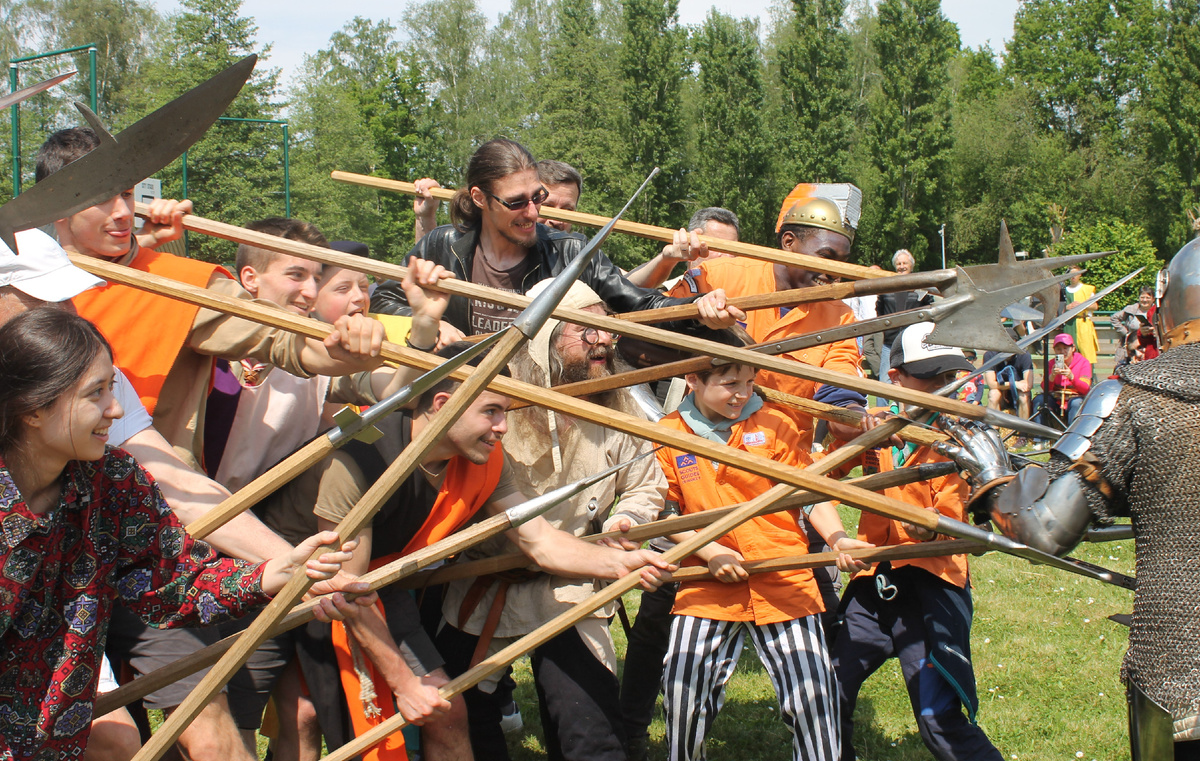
[0,54,257,254]
[928,267,1076,353]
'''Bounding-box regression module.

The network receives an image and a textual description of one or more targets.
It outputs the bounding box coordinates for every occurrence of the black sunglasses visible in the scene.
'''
[488,186,550,211]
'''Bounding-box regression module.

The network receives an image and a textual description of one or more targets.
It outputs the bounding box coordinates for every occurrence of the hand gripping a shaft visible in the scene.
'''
[932,417,1016,522]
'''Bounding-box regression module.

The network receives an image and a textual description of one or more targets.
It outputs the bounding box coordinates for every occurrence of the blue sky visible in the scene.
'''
[155,0,1020,88]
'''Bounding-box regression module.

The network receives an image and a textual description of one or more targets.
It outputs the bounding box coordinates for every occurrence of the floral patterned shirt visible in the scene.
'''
[0,448,269,759]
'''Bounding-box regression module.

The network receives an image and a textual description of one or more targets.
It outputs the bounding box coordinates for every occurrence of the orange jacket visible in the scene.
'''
[670,257,862,446]
[657,403,824,624]
[73,249,227,415]
[855,444,970,589]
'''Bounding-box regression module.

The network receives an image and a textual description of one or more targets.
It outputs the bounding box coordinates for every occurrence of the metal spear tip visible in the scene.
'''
[327,330,507,446]
[503,447,660,527]
[0,70,76,111]
[511,167,660,339]
[0,54,257,255]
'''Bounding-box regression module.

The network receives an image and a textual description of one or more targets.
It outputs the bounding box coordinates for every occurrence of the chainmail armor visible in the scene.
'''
[1045,343,1200,739]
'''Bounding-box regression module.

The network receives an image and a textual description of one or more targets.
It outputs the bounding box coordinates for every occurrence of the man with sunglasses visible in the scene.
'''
[371,138,742,342]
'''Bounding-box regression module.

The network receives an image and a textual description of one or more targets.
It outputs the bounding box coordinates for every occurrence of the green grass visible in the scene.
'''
[151,517,1135,761]
[500,510,1136,761]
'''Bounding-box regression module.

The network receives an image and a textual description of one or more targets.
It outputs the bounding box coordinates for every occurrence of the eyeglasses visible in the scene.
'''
[488,186,549,211]
[568,327,611,346]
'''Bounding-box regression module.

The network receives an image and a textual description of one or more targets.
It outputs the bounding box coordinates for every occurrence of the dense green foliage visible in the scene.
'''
[1051,219,1161,311]
[3,0,1196,280]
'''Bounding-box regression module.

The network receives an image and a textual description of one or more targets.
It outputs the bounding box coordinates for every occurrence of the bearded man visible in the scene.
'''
[437,279,667,761]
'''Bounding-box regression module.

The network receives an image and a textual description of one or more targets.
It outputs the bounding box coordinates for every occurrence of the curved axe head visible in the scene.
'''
[928,266,1076,353]
[940,220,1114,328]
[0,55,257,255]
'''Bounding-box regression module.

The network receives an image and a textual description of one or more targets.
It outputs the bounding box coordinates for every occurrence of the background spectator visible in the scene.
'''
[1110,286,1158,365]
[876,249,934,401]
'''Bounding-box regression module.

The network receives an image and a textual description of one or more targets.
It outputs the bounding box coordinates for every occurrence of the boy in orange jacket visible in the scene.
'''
[656,362,870,761]
[830,323,1002,761]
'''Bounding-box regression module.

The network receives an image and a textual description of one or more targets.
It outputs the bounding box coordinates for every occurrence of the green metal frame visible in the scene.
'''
[181,116,290,217]
[9,43,97,196]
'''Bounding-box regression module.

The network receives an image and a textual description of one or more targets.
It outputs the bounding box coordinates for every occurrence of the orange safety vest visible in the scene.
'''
[657,404,826,624]
[73,249,228,415]
[330,445,505,761]
[855,444,970,589]
[669,257,862,447]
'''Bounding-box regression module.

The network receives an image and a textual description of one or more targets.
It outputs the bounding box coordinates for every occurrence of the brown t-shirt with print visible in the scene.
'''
[469,248,532,335]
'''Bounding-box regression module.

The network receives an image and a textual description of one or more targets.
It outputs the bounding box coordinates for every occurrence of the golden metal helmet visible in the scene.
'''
[779,196,855,243]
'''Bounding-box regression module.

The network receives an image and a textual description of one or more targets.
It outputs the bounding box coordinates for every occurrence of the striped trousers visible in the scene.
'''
[662,614,840,761]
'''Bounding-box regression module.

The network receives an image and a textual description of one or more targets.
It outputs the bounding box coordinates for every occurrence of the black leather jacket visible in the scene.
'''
[370,224,698,332]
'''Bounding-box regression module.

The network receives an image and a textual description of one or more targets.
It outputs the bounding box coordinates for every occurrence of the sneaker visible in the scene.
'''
[499,700,523,734]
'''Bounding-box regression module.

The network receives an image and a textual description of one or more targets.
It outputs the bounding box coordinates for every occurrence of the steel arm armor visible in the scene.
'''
[992,379,1123,556]
[938,380,1122,557]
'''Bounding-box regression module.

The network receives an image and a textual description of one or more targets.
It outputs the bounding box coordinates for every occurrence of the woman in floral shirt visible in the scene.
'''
[0,308,360,759]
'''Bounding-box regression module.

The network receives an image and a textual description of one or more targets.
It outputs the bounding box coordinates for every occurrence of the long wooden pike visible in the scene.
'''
[619,271,954,323]
[134,202,902,323]
[128,170,664,761]
[69,257,1121,588]
[666,539,983,583]
[531,267,1139,438]
[71,248,1045,439]
[392,461,959,591]
[320,415,908,761]
[95,449,663,717]
[186,332,506,539]
[508,370,948,448]
[136,200,952,326]
[327,170,888,282]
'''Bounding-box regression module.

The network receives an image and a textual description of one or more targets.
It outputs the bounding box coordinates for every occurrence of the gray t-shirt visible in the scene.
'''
[110,367,154,448]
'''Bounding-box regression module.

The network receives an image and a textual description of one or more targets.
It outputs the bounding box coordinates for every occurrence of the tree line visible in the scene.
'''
[3,0,1195,306]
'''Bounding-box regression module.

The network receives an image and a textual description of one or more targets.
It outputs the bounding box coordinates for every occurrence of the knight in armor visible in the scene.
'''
[936,237,1200,760]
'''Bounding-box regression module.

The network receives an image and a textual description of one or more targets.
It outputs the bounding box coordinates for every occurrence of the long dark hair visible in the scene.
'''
[450,138,538,232]
[0,308,112,452]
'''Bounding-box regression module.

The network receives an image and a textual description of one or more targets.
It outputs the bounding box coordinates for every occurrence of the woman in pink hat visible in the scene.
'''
[1035,333,1092,425]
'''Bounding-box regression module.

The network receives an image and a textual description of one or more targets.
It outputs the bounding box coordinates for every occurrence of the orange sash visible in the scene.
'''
[72,249,229,415]
[330,445,505,761]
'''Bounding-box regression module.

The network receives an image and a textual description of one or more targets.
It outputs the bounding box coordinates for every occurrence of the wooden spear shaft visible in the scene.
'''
[666,539,982,583]
[394,461,958,590]
[73,252,996,428]
[508,375,947,448]
[95,458,951,719]
[321,417,908,761]
[98,498,546,717]
[326,171,889,282]
[69,255,951,531]
[130,327,532,761]
[134,202,921,326]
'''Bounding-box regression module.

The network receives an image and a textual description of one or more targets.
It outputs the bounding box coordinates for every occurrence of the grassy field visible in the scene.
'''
[172,508,1135,760]
[503,510,1137,761]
